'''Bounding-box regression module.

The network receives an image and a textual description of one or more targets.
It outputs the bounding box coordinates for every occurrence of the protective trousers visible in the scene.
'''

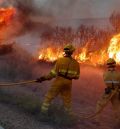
[96,90,120,122]
[111,90,120,123]
[41,76,72,113]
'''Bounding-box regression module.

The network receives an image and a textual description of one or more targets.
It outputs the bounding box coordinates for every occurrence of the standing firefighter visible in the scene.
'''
[36,44,80,115]
[96,58,120,123]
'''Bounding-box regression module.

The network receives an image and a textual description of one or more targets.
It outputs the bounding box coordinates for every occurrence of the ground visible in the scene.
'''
[0,63,119,129]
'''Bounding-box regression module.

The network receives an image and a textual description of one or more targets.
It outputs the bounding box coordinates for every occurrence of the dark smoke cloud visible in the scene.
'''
[0,0,53,17]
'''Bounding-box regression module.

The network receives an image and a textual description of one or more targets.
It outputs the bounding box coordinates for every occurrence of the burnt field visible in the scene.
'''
[0,46,118,129]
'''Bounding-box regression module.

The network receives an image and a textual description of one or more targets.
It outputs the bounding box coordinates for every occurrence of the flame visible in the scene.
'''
[39,47,63,62]
[75,44,89,63]
[0,7,16,25]
[38,34,120,65]
[107,34,120,63]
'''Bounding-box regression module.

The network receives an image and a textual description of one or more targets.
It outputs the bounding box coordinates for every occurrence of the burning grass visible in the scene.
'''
[38,32,120,66]
[37,12,120,66]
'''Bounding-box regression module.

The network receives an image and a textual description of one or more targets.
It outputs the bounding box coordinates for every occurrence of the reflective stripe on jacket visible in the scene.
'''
[49,56,80,79]
[103,71,120,87]
[105,81,119,84]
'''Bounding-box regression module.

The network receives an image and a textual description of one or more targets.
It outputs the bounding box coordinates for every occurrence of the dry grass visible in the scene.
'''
[0,89,77,127]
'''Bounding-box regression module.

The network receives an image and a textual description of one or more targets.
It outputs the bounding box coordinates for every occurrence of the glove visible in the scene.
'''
[36,76,46,83]
[105,87,112,94]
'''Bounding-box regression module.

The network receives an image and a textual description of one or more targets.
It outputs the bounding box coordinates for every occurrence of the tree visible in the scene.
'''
[109,11,120,32]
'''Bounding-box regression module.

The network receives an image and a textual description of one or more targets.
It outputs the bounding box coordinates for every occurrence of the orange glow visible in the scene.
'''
[38,34,120,65]
[76,48,88,62]
[107,34,120,63]
[38,47,63,62]
[0,7,16,25]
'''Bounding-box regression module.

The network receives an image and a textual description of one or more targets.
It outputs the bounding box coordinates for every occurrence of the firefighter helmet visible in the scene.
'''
[64,44,75,54]
[106,58,116,66]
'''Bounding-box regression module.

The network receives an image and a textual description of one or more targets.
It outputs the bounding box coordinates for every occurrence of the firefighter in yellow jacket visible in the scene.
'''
[96,58,120,122]
[36,44,80,115]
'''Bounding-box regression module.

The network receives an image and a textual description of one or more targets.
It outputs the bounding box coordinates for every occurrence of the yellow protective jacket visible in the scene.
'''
[103,71,120,88]
[45,56,80,80]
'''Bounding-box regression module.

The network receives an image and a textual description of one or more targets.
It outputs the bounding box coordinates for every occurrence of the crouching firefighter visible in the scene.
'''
[96,58,120,123]
[36,44,80,116]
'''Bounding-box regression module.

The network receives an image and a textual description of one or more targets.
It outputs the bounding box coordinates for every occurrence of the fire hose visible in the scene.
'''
[0,80,118,120]
[79,87,118,119]
[0,80,37,86]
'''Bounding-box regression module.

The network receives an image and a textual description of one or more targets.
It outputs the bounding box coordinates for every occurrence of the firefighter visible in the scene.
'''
[96,58,120,123]
[36,44,80,115]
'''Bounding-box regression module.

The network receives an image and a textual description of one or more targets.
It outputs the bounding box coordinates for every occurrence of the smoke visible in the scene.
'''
[0,0,52,17]
[0,0,44,42]
[1,0,120,20]
[1,0,120,19]
[35,0,120,19]
[0,0,120,53]
[34,0,92,19]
